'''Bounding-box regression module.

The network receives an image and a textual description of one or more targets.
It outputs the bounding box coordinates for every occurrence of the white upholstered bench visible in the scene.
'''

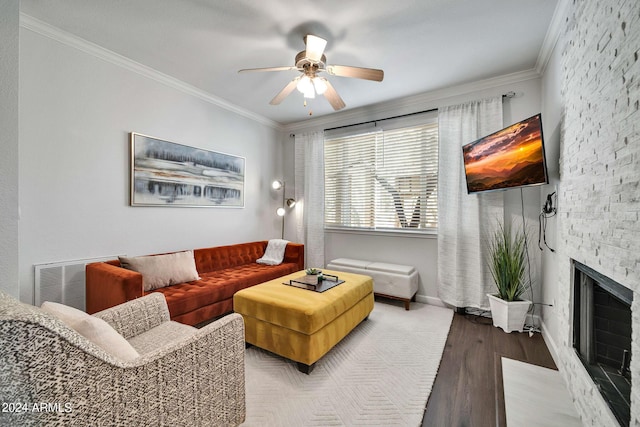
[326,258,419,310]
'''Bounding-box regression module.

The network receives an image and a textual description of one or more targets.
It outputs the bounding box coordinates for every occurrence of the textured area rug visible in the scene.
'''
[242,301,454,426]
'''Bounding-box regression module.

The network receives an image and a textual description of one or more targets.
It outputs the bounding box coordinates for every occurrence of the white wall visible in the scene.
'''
[284,76,543,303]
[18,28,284,304]
[0,1,20,298]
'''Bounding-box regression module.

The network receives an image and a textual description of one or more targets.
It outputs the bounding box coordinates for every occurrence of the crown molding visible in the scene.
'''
[285,68,541,133]
[535,0,571,75]
[19,13,283,131]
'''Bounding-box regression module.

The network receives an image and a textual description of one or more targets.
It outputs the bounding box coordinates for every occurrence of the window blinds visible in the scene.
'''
[324,118,438,232]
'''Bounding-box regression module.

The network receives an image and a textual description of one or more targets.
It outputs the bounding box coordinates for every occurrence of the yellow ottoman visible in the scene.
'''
[233,270,374,373]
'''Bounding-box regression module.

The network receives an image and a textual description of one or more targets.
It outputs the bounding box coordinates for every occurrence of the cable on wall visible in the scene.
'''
[519,188,539,336]
[539,191,557,252]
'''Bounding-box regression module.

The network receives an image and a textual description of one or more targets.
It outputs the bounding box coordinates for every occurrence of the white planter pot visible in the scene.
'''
[486,293,531,333]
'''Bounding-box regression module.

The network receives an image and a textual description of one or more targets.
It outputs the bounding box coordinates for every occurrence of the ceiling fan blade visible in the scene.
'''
[322,80,346,111]
[304,35,327,62]
[238,66,298,73]
[326,65,384,82]
[269,78,299,105]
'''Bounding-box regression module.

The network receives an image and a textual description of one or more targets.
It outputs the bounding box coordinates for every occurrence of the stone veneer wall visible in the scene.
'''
[556,0,639,425]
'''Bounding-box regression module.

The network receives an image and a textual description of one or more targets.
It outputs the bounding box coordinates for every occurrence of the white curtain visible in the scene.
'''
[294,131,325,269]
[437,97,503,309]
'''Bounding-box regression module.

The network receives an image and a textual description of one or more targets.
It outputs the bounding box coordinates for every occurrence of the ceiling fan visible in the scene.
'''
[238,35,384,111]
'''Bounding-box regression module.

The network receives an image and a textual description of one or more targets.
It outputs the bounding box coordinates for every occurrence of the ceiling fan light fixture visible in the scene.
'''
[312,77,328,95]
[239,33,382,111]
[296,76,315,98]
[296,76,311,92]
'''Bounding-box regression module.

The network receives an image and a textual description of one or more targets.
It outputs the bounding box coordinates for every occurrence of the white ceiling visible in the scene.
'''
[21,0,559,126]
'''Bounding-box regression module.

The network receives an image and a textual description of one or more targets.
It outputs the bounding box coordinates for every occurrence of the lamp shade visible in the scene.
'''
[296,76,315,99]
[296,76,312,93]
[313,77,328,95]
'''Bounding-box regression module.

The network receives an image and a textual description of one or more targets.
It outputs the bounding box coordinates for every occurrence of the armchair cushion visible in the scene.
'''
[40,301,140,361]
[119,250,201,291]
[128,321,197,355]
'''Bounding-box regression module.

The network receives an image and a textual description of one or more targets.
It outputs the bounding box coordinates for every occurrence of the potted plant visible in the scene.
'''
[305,268,324,285]
[486,221,531,333]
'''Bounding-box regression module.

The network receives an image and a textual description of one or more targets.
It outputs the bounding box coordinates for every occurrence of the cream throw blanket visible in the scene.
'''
[256,239,289,265]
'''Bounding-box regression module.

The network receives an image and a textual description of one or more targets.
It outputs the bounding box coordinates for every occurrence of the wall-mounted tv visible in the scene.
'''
[462,113,548,194]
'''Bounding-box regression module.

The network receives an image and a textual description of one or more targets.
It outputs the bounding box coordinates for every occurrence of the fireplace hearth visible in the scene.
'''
[573,260,633,426]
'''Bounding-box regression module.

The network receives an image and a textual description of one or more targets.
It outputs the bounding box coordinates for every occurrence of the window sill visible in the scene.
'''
[324,227,437,239]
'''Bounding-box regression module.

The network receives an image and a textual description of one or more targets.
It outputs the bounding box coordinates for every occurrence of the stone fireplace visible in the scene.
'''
[551,0,640,425]
[572,260,632,426]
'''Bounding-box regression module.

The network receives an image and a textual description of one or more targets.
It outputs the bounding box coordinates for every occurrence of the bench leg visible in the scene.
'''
[376,292,414,310]
[297,362,315,375]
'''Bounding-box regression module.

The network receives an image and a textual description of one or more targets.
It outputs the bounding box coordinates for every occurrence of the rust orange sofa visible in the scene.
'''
[86,241,304,325]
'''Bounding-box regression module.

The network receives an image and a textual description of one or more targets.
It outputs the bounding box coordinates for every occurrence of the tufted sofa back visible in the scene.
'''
[195,241,268,272]
[104,241,304,273]
[194,241,304,273]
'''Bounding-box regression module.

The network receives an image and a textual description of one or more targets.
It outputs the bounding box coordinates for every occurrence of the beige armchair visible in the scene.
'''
[0,291,245,426]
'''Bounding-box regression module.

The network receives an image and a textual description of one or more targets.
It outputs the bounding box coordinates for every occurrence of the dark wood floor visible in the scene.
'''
[422,312,557,427]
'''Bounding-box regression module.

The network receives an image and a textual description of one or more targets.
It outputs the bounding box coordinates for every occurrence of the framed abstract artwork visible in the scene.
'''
[130,133,245,207]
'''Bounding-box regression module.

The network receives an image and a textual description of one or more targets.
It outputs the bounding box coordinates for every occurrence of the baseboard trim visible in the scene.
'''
[415,294,447,308]
[539,317,560,368]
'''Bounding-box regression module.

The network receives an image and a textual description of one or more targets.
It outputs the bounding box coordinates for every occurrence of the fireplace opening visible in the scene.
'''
[572,260,633,426]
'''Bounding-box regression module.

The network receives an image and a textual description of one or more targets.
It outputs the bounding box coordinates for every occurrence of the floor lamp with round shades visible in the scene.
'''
[272,180,296,239]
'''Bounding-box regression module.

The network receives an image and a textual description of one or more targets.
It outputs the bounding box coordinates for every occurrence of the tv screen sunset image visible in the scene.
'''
[462,114,547,193]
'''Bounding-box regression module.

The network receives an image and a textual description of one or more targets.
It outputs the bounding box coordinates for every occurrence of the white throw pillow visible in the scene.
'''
[41,301,140,362]
[119,250,201,291]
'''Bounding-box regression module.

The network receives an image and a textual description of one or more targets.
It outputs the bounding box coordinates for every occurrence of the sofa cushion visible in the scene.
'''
[150,262,300,318]
[119,250,201,291]
[41,301,140,362]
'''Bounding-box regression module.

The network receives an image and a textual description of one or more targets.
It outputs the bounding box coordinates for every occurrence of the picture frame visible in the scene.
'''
[130,132,245,207]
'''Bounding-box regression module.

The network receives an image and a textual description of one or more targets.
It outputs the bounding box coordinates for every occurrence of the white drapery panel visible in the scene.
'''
[437,97,503,309]
[294,131,325,269]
